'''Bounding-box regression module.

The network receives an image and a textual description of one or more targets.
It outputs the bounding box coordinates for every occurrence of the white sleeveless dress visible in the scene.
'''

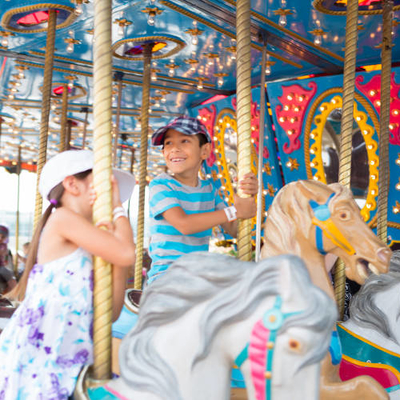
[0,248,93,400]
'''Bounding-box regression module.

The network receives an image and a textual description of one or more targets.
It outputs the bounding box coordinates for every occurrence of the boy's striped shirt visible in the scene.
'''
[148,172,225,279]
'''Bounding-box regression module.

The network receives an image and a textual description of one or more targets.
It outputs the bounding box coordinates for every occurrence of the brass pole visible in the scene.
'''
[335,0,359,319]
[130,147,135,174]
[92,0,113,380]
[59,84,69,152]
[134,43,153,290]
[236,0,253,261]
[33,9,57,230]
[255,40,267,263]
[377,0,394,243]
[81,107,89,150]
[66,119,72,150]
[112,73,124,167]
[14,145,21,279]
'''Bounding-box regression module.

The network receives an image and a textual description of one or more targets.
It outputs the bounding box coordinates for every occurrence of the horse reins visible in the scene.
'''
[309,193,356,256]
[234,296,301,400]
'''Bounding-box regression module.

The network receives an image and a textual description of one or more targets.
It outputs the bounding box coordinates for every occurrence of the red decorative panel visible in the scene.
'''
[356,73,400,145]
[276,82,317,154]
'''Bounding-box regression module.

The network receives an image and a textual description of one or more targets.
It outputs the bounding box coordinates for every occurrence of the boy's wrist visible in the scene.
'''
[224,206,237,222]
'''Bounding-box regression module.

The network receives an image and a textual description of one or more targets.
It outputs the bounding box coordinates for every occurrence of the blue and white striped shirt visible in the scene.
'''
[148,172,225,280]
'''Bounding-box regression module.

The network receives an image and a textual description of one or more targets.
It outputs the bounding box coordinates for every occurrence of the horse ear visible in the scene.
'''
[296,180,328,204]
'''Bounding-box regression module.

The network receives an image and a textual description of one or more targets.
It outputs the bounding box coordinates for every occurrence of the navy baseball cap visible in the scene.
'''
[151,116,211,146]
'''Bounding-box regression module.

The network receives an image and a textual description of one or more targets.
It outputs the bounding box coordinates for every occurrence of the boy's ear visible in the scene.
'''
[201,142,211,160]
[62,175,80,195]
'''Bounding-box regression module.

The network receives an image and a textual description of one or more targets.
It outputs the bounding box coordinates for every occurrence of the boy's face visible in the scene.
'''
[162,129,210,176]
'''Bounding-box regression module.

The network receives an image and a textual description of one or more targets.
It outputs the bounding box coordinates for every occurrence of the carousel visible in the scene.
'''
[0,0,400,399]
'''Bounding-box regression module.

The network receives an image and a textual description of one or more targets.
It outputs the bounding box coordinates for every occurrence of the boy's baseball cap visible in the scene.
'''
[39,150,135,203]
[151,115,211,146]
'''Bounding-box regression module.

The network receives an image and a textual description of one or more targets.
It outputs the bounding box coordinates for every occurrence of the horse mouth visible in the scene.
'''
[356,258,381,280]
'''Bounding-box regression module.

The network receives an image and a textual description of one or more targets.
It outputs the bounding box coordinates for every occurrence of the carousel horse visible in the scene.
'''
[339,251,400,399]
[75,252,337,400]
[260,179,392,400]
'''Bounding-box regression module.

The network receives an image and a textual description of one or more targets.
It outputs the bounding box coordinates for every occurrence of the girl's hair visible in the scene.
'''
[7,169,92,302]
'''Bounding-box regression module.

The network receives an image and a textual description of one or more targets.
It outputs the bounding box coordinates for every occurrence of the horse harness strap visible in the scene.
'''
[309,193,356,256]
[234,296,300,400]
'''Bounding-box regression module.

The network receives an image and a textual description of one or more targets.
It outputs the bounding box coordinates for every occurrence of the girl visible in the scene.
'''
[0,150,136,399]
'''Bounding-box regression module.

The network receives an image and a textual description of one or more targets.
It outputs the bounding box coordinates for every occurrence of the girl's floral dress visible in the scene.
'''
[0,248,93,400]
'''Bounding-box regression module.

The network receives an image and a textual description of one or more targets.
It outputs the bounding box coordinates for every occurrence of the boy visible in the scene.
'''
[148,115,258,283]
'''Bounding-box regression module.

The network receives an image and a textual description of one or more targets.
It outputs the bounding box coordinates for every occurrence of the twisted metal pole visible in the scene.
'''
[81,107,89,150]
[255,40,267,263]
[134,43,153,290]
[377,0,394,243]
[92,0,113,380]
[59,83,69,152]
[14,145,21,278]
[335,0,359,319]
[113,72,124,167]
[33,9,57,230]
[236,0,253,261]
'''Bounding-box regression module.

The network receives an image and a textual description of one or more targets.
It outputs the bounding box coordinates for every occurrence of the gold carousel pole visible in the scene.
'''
[129,147,135,174]
[255,39,267,263]
[335,0,359,318]
[33,9,57,230]
[14,145,21,278]
[377,0,394,243]
[59,83,69,152]
[81,107,89,150]
[92,0,113,380]
[134,43,153,290]
[112,72,124,167]
[236,0,253,261]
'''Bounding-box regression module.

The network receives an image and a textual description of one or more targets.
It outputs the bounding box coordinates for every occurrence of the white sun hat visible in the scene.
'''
[39,150,135,203]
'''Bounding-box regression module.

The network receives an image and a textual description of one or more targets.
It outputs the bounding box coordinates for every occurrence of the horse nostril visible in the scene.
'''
[377,247,392,264]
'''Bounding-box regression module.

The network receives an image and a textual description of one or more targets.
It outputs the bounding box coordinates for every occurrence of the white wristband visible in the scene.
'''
[224,206,237,222]
[113,206,125,216]
[113,211,127,222]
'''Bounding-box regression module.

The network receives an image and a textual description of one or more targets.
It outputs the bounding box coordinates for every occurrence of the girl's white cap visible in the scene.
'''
[39,150,135,203]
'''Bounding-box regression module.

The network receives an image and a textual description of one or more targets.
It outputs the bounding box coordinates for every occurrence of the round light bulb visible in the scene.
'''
[161,96,166,103]
[168,68,175,77]
[265,65,271,75]
[217,77,223,86]
[1,37,8,47]
[74,3,83,16]
[314,35,322,46]
[8,94,14,100]
[192,35,198,46]
[68,81,74,89]
[155,101,160,108]
[197,81,203,90]
[66,43,74,53]
[278,14,287,27]
[118,24,125,36]
[18,71,25,79]
[151,71,157,81]
[148,12,156,26]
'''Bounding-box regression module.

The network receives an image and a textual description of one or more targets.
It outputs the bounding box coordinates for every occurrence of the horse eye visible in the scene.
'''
[288,338,302,352]
[339,211,349,220]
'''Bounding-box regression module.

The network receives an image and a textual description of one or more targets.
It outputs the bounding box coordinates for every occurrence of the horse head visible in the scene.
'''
[81,253,336,400]
[262,180,391,285]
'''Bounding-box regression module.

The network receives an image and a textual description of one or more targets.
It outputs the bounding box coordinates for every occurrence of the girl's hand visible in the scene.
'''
[111,175,122,208]
[233,195,257,220]
[96,220,115,232]
[239,172,258,196]
[89,183,97,206]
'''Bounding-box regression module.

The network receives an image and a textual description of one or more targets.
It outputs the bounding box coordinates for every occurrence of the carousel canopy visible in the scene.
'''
[0,0,398,177]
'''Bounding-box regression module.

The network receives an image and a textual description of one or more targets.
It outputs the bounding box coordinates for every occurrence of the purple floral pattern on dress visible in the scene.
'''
[0,249,93,400]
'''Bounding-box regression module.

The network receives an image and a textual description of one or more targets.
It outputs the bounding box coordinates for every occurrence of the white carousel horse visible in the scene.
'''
[339,251,400,399]
[75,252,337,400]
